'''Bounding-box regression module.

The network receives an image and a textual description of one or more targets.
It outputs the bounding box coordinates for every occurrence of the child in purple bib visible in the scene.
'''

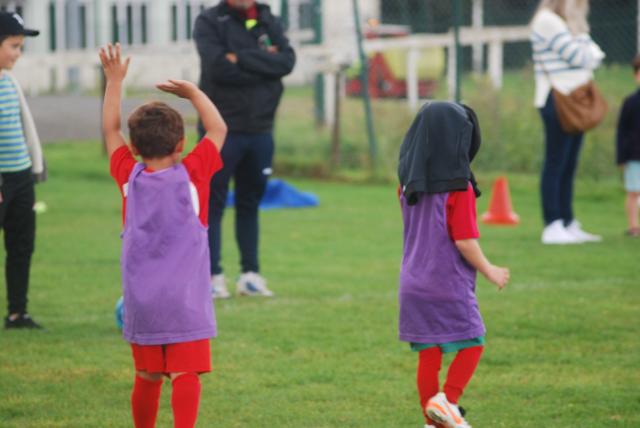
[100,43,227,428]
[397,102,510,428]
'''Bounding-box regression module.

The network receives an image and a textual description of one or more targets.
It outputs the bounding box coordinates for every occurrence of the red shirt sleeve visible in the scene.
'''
[182,137,224,226]
[446,184,480,241]
[110,145,136,192]
[109,145,137,224]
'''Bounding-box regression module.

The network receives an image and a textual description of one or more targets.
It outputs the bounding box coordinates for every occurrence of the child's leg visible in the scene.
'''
[625,192,640,231]
[443,346,484,404]
[2,177,35,316]
[131,371,163,428]
[170,372,201,428]
[418,347,443,424]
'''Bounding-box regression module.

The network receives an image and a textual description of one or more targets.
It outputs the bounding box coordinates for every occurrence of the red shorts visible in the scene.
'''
[130,339,211,375]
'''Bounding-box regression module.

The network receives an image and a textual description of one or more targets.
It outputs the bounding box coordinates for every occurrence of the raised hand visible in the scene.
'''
[156,79,199,99]
[99,43,131,83]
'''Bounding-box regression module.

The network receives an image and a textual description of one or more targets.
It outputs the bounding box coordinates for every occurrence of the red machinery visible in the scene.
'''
[346,24,437,99]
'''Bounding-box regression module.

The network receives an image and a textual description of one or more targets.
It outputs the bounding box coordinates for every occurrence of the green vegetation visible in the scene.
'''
[274,66,632,181]
[0,142,638,427]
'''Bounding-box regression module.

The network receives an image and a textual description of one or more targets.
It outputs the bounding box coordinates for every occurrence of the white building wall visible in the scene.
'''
[7,0,381,93]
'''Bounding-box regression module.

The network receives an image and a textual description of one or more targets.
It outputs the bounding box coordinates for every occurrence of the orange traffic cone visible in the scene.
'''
[481,176,519,225]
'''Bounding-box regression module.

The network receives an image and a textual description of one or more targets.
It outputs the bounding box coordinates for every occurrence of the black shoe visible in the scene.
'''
[4,313,44,329]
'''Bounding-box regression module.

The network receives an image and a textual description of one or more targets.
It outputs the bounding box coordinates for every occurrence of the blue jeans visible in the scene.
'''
[539,95,584,226]
[207,131,274,275]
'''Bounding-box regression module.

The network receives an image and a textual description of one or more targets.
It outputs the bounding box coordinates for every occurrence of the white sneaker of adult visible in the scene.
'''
[541,219,582,244]
[426,392,472,428]
[566,220,602,242]
[211,274,231,299]
[236,272,274,297]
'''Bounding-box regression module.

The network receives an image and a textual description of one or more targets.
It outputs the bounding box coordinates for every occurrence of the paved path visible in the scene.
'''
[27,95,196,143]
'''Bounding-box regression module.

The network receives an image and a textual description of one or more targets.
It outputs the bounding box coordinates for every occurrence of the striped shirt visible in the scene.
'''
[530,9,604,107]
[0,73,31,172]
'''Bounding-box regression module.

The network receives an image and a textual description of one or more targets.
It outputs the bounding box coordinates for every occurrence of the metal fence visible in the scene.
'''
[287,0,640,178]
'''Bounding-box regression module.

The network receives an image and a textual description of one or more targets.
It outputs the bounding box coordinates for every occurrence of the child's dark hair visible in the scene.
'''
[0,35,10,45]
[128,102,184,159]
[633,55,640,74]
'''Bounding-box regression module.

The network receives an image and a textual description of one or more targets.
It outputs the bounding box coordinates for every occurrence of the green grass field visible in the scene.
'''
[0,142,638,427]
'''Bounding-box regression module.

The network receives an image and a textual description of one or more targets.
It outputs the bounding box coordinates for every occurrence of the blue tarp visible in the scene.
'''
[226,179,319,210]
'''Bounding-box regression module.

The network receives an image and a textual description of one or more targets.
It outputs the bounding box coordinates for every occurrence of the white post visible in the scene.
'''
[290,0,300,32]
[176,0,187,41]
[94,0,111,47]
[55,0,66,50]
[472,0,483,73]
[132,1,142,45]
[324,71,336,128]
[85,0,96,49]
[406,47,419,111]
[66,0,82,50]
[21,0,49,53]
[488,40,503,88]
[149,0,172,47]
[116,0,127,45]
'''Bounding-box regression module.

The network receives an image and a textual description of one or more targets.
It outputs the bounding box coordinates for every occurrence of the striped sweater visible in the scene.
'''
[0,73,31,172]
[530,9,605,108]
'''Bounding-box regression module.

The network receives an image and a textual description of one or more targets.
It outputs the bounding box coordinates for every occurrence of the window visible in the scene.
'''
[186,3,192,40]
[48,1,56,51]
[126,4,133,44]
[111,4,119,43]
[141,4,148,44]
[79,4,87,49]
[171,4,178,41]
[298,2,314,30]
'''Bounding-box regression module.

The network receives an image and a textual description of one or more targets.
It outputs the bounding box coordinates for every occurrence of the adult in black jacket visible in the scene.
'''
[194,0,295,298]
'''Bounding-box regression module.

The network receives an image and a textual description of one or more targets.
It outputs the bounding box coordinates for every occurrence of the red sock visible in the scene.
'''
[444,346,484,404]
[131,375,163,428]
[417,347,442,422]
[171,373,201,428]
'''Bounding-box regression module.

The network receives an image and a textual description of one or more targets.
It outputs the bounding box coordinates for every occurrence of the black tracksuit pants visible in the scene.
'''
[0,169,35,315]
[208,131,274,275]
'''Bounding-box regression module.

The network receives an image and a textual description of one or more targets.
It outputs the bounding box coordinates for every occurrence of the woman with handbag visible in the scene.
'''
[531,0,606,244]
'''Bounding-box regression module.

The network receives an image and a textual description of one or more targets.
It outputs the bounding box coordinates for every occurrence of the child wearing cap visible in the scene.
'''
[0,11,46,329]
[99,43,227,428]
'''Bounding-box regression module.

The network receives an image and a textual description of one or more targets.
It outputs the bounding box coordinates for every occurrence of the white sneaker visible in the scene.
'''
[211,274,231,299]
[566,220,602,242]
[426,392,471,428]
[424,425,437,428]
[236,272,274,297]
[541,219,582,245]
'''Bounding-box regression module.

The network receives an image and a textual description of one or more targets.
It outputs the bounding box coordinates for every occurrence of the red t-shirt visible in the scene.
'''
[110,138,223,226]
[446,184,480,241]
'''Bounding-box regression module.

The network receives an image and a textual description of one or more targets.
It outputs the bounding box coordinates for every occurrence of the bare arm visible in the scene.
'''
[156,79,227,151]
[99,43,131,158]
[455,239,509,290]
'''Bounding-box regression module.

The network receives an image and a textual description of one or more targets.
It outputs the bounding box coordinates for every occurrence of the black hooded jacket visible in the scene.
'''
[398,102,482,205]
[193,1,296,134]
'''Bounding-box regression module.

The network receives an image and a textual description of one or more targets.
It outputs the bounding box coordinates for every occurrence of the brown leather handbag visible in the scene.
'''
[551,80,608,134]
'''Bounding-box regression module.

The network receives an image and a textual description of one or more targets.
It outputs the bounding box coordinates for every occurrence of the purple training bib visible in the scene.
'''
[121,162,216,345]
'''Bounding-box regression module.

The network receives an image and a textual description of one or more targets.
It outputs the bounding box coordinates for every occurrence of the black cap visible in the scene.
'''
[0,12,39,37]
